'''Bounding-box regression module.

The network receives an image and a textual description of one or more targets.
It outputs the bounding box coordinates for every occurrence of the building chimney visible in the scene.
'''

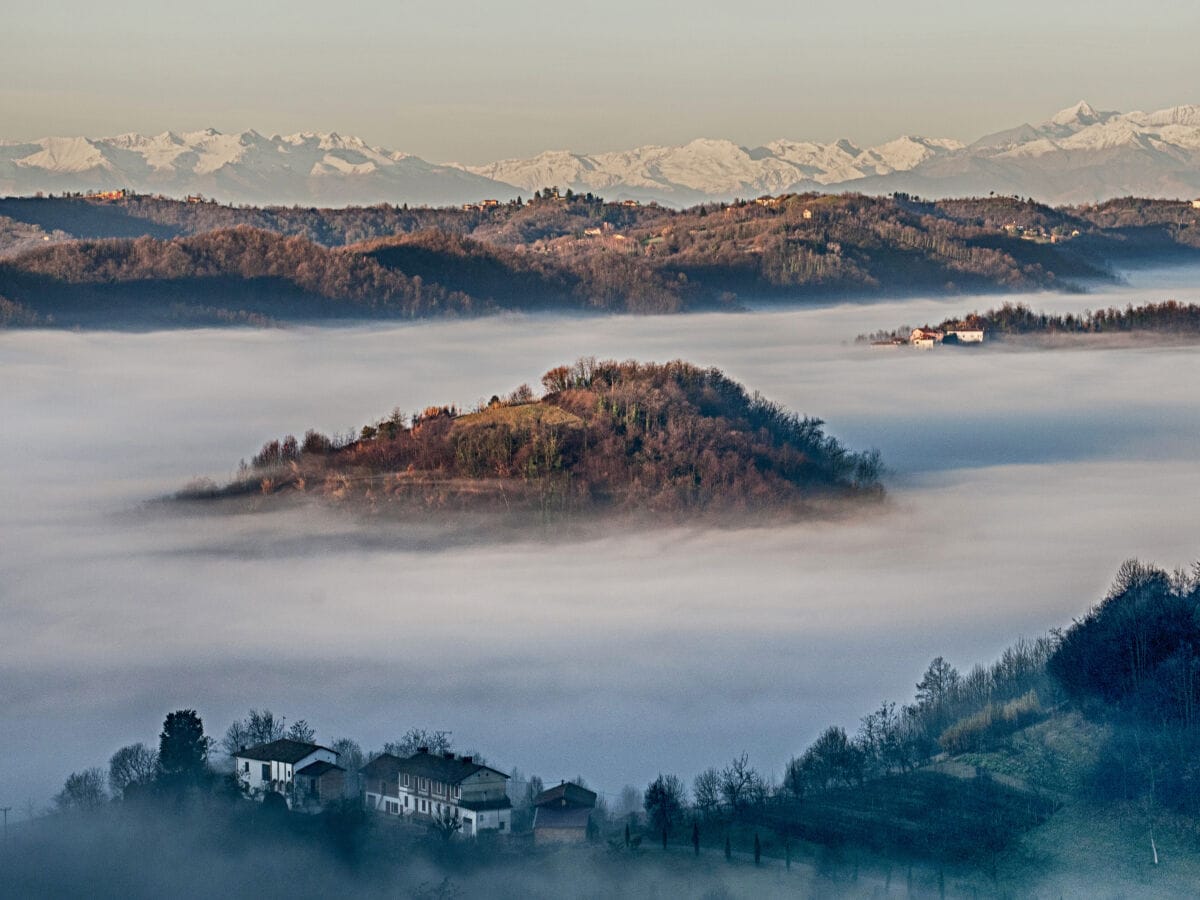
[444,751,455,760]
[417,746,429,754]
[462,756,473,764]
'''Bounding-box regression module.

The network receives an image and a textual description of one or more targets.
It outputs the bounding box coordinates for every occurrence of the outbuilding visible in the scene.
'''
[532,781,597,844]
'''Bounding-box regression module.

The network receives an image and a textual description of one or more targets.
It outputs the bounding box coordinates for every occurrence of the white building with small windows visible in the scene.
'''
[361,748,512,836]
[234,739,339,805]
[909,327,944,347]
[945,327,985,343]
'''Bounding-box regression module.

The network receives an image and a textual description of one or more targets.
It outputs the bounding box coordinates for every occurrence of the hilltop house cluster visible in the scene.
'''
[1000,221,1082,244]
[233,739,598,842]
[872,324,985,349]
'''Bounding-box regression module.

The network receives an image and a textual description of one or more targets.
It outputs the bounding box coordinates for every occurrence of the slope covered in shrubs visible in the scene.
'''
[190,358,884,518]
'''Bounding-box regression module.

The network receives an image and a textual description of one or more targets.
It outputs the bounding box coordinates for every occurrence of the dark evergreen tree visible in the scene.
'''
[158,709,209,789]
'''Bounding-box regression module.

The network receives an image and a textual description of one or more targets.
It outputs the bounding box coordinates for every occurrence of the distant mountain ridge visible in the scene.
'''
[4,103,1200,207]
[0,129,513,207]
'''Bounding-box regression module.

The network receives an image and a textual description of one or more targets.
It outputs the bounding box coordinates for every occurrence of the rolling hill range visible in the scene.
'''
[2,191,1198,328]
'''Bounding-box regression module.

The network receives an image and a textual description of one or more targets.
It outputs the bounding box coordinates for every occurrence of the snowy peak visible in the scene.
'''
[1131,104,1200,128]
[15,137,111,174]
[0,130,517,207]
[463,132,965,200]
[1050,100,1105,127]
[4,101,1200,207]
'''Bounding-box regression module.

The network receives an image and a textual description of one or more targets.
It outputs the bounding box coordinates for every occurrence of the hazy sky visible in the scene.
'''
[3,1,1199,162]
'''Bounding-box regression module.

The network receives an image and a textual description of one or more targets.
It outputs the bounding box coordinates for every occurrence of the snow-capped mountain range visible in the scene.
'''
[0,129,509,207]
[4,103,1200,207]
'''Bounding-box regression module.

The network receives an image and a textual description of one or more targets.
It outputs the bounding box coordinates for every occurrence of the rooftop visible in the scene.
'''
[236,739,334,764]
[360,753,404,779]
[398,750,507,785]
[358,750,508,785]
[533,781,598,809]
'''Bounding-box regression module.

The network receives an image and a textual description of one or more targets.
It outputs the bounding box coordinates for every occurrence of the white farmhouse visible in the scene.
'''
[234,738,339,804]
[909,327,944,349]
[945,327,985,343]
[361,748,512,836]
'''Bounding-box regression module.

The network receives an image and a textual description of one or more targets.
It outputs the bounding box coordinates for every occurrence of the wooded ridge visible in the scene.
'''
[3,192,1197,327]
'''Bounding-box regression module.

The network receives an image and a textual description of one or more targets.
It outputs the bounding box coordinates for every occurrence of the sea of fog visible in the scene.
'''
[2,266,1200,811]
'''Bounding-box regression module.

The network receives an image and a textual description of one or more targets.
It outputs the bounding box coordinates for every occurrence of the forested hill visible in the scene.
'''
[2,192,1199,327]
[862,300,1200,344]
[184,359,884,518]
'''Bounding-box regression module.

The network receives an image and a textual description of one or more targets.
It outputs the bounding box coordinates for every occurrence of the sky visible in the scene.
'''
[3,1,1200,162]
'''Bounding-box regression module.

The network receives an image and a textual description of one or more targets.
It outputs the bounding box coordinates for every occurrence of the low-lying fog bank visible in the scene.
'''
[2,267,1199,810]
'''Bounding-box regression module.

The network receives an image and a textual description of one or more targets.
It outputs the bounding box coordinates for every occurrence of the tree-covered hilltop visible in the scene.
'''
[655,555,1200,887]
[3,191,1199,327]
[189,359,883,516]
[860,300,1200,344]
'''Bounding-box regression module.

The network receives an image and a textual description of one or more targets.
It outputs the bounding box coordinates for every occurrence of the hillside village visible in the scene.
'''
[869,324,986,349]
[231,737,599,844]
[29,551,1200,896]
[861,299,1200,348]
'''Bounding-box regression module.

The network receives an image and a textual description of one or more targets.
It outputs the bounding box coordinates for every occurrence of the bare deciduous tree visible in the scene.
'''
[383,728,452,758]
[720,752,762,814]
[56,768,108,811]
[644,774,687,834]
[221,709,288,756]
[107,743,158,799]
[330,738,365,797]
[286,720,316,743]
[692,767,722,816]
[430,807,463,841]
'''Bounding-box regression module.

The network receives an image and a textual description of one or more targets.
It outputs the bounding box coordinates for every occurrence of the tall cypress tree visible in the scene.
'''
[158,709,209,790]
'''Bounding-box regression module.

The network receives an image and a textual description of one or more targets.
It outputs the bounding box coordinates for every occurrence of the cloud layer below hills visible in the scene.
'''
[3,264,1200,807]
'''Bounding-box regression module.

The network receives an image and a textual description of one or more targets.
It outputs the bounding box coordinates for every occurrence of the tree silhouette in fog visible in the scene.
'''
[158,709,209,789]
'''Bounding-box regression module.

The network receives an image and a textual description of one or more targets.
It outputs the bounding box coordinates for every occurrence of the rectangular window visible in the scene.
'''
[261,763,270,781]
[499,821,505,831]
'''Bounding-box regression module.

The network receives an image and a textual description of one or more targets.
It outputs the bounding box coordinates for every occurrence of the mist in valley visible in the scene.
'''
[2,268,1200,895]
